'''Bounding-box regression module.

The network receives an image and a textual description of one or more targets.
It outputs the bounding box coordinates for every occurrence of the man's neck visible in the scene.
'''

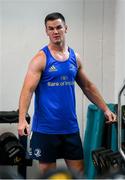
[48,42,68,53]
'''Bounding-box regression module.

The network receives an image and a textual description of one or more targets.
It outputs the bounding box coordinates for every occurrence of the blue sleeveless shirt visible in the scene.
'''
[32,46,79,134]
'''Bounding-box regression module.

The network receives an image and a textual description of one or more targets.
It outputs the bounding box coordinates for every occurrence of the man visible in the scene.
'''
[18,12,116,175]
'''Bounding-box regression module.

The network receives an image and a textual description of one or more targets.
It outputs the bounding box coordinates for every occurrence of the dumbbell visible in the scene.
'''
[92,147,106,171]
[0,132,25,164]
[92,147,113,173]
[98,149,113,170]
[105,151,123,169]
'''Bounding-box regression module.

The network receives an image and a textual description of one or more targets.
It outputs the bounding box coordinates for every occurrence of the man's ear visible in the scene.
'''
[65,25,68,33]
[45,27,49,36]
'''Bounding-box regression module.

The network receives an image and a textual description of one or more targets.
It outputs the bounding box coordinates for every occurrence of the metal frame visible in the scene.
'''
[118,83,125,160]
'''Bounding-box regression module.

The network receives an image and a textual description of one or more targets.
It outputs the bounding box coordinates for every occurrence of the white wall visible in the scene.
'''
[0,0,119,136]
[82,0,116,128]
[0,5,85,173]
[0,0,84,177]
[115,0,125,101]
[0,3,2,110]
[0,0,84,135]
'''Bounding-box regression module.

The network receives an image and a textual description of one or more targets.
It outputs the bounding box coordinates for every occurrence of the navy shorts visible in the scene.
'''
[29,131,84,163]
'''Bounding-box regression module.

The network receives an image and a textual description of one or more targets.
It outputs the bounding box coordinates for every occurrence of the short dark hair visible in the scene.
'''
[44,12,66,26]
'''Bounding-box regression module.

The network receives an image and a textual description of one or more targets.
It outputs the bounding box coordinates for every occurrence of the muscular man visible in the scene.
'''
[18,12,116,175]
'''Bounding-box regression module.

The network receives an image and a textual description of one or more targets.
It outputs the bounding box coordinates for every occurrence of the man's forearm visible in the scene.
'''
[19,88,33,122]
[83,84,109,112]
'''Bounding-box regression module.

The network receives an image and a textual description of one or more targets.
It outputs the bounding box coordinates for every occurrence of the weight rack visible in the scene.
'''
[91,83,125,178]
[0,111,32,179]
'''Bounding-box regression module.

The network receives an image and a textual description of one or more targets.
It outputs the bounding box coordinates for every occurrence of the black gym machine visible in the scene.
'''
[0,110,32,179]
[92,83,125,178]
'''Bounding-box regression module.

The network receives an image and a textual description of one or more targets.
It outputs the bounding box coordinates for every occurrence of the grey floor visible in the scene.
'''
[27,159,67,179]
[0,159,66,179]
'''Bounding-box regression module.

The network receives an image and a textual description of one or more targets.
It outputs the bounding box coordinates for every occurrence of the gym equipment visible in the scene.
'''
[92,147,113,174]
[92,147,106,171]
[118,83,125,160]
[91,82,125,178]
[0,110,32,179]
[83,103,116,178]
[105,151,123,169]
[0,110,30,124]
[0,132,25,164]
[92,147,125,179]
[92,148,124,174]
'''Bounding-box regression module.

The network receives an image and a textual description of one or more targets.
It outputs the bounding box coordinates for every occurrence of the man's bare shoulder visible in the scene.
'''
[33,50,46,62]
[30,50,46,71]
[75,52,82,69]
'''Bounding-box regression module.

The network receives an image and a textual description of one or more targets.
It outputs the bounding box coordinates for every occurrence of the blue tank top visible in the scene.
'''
[32,46,79,134]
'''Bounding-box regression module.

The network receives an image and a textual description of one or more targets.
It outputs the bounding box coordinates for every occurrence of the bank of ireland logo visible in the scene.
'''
[34,148,42,157]
[49,65,58,72]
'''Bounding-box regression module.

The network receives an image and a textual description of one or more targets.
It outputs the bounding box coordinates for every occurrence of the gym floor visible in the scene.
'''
[27,159,66,179]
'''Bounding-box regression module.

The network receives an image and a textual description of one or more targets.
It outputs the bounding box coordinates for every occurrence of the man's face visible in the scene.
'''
[45,19,67,44]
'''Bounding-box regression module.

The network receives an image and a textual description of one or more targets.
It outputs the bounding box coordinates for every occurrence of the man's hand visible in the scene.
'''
[104,109,117,124]
[18,120,30,136]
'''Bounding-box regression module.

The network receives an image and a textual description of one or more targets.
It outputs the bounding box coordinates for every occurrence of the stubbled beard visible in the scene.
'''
[54,40,64,46]
[55,41,61,45]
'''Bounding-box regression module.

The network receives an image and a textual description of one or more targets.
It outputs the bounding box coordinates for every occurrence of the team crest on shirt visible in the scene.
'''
[69,64,75,71]
[49,65,58,72]
[60,76,68,81]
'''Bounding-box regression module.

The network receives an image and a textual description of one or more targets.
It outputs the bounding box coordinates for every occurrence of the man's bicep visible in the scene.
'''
[76,68,86,86]
[75,53,89,87]
[24,67,42,91]
[76,67,92,91]
[23,54,44,91]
